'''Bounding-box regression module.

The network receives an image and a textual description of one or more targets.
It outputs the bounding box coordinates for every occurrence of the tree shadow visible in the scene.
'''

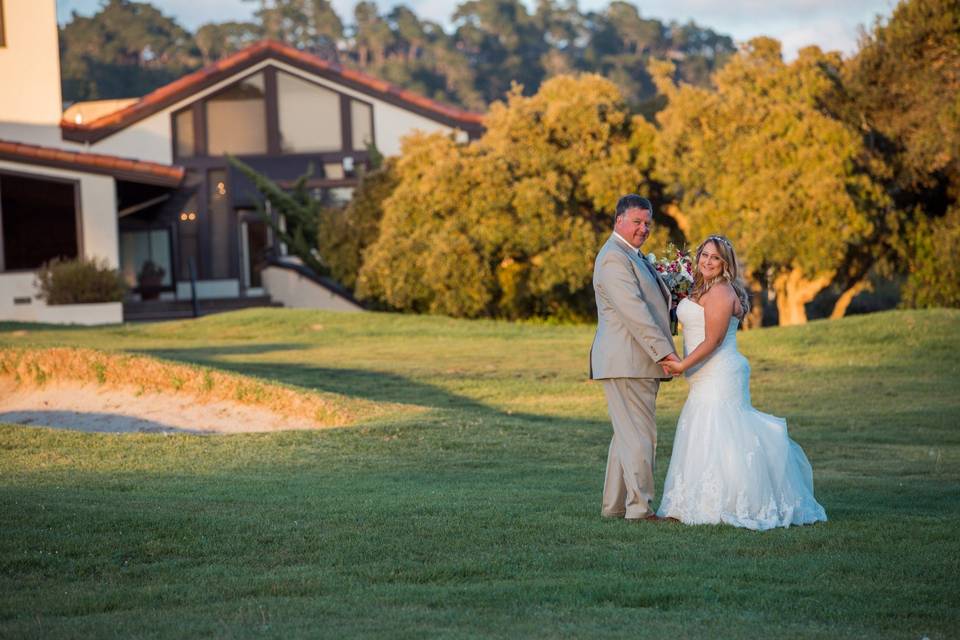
[143,343,309,358]
[139,346,491,411]
[0,321,97,333]
[135,346,601,430]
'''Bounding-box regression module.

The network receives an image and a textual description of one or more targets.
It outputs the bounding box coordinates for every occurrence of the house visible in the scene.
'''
[0,0,483,323]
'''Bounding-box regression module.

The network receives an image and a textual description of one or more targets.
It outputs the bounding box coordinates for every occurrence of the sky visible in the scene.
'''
[56,0,898,60]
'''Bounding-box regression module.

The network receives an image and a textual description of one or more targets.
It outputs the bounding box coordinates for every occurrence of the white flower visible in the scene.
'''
[646,252,657,264]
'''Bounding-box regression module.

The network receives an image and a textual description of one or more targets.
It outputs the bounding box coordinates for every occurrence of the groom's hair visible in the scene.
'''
[614,194,653,225]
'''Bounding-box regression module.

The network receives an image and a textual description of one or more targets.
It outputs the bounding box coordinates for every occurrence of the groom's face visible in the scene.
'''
[615,207,653,249]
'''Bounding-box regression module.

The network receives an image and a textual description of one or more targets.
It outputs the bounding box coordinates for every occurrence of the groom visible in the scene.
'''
[590,194,678,521]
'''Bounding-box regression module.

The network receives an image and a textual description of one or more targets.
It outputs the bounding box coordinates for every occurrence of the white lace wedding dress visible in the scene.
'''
[657,297,828,530]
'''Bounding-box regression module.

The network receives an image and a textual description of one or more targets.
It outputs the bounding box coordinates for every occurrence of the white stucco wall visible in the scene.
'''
[79,58,467,163]
[0,0,62,126]
[262,266,363,312]
[86,109,175,165]
[0,160,119,322]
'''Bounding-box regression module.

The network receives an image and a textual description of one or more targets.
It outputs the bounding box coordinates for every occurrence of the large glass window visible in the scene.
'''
[120,229,172,288]
[0,173,78,271]
[173,108,195,158]
[277,72,341,153]
[206,73,267,156]
[351,100,373,150]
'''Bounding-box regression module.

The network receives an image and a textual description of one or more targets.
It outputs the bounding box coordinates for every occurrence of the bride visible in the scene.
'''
[657,235,827,530]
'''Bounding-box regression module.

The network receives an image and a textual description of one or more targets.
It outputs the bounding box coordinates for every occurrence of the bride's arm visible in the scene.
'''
[666,285,737,374]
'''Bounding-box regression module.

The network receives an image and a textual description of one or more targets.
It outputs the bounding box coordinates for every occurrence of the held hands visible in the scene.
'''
[661,358,685,376]
[659,353,683,377]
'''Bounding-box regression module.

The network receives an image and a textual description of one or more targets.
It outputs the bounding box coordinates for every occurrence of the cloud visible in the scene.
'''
[148,0,256,29]
[776,20,863,59]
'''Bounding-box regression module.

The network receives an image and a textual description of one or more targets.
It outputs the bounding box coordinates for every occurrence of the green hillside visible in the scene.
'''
[1,309,957,638]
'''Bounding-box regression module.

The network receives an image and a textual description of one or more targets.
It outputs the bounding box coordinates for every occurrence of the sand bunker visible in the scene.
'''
[0,381,323,435]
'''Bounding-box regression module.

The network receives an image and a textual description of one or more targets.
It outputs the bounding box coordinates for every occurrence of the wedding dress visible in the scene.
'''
[657,297,828,530]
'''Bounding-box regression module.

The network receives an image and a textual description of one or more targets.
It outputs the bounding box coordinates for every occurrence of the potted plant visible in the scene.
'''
[137,260,166,300]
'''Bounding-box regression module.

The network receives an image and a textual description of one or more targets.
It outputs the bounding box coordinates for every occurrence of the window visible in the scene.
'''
[206,73,267,155]
[351,100,373,150]
[120,229,172,288]
[173,108,195,158]
[277,72,341,153]
[0,173,78,271]
[238,210,269,289]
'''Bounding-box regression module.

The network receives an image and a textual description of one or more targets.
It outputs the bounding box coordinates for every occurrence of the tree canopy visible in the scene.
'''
[59,0,734,112]
[652,38,890,325]
[840,0,960,309]
[356,75,658,319]
[60,0,199,101]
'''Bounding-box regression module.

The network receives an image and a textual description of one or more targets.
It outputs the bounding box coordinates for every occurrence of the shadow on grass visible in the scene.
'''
[136,346,601,430]
[0,322,100,333]
[139,346,494,411]
[143,343,310,358]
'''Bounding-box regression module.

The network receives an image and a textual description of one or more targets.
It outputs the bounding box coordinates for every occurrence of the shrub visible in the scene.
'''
[35,256,126,305]
[318,159,398,290]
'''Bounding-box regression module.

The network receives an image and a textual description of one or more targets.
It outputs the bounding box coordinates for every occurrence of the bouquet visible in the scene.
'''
[648,244,693,334]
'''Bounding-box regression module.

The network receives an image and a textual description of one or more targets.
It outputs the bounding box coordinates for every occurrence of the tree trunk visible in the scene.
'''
[829,279,870,320]
[741,276,764,329]
[662,204,690,238]
[772,268,832,326]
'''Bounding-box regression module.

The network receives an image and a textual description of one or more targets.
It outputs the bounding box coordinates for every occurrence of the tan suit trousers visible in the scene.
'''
[601,377,660,519]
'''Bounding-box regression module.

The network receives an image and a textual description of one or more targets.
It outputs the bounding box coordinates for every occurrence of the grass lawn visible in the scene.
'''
[1,308,958,638]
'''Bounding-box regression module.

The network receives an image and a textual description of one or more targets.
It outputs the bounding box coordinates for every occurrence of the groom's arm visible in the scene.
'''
[597,254,676,364]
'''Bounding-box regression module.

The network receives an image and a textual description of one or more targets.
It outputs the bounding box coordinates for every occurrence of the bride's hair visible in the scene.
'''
[691,235,751,318]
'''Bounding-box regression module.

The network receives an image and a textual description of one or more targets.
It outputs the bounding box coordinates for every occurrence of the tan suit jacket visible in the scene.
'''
[590,233,674,380]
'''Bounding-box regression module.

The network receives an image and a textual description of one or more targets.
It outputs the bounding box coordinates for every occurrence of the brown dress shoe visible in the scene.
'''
[626,513,664,522]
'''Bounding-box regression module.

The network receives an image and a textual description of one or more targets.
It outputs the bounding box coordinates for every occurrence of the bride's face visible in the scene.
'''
[698,241,725,280]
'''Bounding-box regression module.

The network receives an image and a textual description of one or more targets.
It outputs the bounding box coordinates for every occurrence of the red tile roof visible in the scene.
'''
[61,40,485,144]
[0,139,184,186]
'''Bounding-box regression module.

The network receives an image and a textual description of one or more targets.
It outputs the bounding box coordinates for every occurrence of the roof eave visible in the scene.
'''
[0,141,184,188]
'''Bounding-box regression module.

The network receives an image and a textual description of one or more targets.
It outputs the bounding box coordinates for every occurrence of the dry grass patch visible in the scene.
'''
[0,346,403,431]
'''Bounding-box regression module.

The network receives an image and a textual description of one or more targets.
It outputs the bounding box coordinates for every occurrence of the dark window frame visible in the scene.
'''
[202,70,270,158]
[0,168,83,273]
[347,95,376,152]
[169,65,377,160]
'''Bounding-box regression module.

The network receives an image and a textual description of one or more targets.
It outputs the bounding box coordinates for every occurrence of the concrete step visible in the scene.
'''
[123,296,280,322]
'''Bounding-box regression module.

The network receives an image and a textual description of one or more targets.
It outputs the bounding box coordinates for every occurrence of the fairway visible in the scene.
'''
[1,308,958,638]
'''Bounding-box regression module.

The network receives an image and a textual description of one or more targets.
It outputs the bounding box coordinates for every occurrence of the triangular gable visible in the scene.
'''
[61,40,485,144]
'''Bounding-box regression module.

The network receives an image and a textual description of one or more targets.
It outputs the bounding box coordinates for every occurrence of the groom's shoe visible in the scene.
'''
[601,511,627,519]
[626,513,664,523]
